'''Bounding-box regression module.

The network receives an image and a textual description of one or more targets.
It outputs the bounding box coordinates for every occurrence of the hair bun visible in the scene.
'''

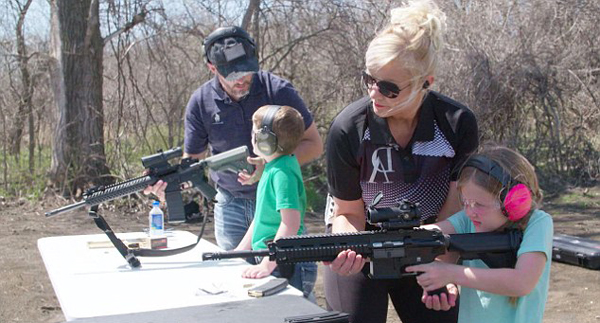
[389,0,446,50]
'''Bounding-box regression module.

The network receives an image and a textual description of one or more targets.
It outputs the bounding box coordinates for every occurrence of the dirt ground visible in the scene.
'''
[0,186,599,323]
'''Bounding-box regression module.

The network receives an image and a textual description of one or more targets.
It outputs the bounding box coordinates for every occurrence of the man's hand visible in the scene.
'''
[143,180,168,202]
[238,156,266,185]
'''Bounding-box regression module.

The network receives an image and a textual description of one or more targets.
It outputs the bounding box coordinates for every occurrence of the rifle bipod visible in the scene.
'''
[88,199,211,268]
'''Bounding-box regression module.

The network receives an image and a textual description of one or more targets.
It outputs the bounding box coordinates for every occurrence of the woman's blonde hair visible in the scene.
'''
[366,0,445,82]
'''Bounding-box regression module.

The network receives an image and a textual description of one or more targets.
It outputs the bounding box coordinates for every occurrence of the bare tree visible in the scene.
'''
[438,0,600,186]
[242,0,260,31]
[48,0,149,196]
[8,0,34,173]
[0,0,597,201]
[0,92,8,192]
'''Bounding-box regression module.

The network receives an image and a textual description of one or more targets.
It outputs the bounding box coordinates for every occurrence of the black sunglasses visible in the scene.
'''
[362,71,404,99]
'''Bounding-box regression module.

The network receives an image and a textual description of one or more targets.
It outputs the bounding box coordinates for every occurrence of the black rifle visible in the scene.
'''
[45,146,254,222]
[45,146,254,268]
[203,193,523,280]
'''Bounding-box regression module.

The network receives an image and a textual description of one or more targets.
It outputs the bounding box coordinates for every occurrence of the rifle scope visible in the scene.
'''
[367,199,422,230]
[141,147,183,169]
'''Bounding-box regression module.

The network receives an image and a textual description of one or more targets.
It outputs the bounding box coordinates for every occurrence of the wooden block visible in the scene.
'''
[87,236,168,249]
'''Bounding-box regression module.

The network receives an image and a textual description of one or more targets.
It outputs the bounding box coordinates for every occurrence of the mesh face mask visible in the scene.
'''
[225,71,254,82]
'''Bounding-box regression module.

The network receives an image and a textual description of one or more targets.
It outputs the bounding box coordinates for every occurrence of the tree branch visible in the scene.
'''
[103,8,150,47]
[84,0,99,50]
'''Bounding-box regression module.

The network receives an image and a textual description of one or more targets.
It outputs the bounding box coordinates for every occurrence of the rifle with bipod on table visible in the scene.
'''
[45,146,254,268]
[45,146,254,222]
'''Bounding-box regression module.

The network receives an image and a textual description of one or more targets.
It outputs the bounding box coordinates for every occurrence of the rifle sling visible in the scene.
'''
[89,200,210,268]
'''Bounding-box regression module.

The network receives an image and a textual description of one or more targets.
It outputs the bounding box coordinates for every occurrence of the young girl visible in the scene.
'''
[406,145,553,323]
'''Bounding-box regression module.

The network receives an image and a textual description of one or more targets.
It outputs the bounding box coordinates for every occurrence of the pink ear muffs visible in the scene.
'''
[503,183,532,222]
[462,155,534,222]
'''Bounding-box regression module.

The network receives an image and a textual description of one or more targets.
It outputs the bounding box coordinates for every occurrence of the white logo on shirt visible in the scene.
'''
[213,113,223,124]
[369,147,395,183]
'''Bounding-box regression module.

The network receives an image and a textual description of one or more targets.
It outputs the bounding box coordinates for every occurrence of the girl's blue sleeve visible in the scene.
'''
[517,210,554,259]
[447,211,472,234]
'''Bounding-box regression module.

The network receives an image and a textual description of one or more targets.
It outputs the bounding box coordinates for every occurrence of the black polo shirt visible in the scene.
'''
[326,91,479,221]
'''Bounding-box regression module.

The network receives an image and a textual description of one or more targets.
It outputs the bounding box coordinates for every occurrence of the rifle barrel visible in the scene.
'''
[44,146,250,219]
[45,201,87,217]
[44,175,157,217]
[202,249,270,261]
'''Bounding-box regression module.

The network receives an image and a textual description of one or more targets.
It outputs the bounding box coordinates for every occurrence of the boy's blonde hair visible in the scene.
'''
[252,105,304,155]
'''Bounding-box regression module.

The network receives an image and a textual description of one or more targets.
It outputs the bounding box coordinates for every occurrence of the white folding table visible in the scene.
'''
[38,231,317,322]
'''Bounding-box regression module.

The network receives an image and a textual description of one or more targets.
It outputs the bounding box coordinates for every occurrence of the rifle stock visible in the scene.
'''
[201,146,255,174]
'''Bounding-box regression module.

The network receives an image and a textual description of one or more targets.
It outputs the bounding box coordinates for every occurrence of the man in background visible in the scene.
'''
[147,26,322,251]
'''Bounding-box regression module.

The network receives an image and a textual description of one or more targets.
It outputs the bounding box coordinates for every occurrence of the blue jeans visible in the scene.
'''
[214,187,255,250]
[272,262,318,302]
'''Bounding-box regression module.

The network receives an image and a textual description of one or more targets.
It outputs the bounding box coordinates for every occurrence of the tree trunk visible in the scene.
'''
[18,0,35,173]
[49,0,111,196]
[9,0,34,161]
[242,0,260,31]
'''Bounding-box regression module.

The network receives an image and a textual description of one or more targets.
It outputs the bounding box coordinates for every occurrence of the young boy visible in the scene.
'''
[234,105,317,300]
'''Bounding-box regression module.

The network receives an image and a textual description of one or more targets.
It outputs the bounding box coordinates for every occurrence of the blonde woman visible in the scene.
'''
[324,1,478,322]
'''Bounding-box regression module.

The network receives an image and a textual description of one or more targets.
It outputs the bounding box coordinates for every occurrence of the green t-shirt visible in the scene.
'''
[448,209,553,323]
[252,154,306,250]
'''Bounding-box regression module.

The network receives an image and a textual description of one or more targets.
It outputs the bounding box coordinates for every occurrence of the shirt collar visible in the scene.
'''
[210,76,227,101]
[366,102,392,145]
[366,92,436,145]
[413,93,436,142]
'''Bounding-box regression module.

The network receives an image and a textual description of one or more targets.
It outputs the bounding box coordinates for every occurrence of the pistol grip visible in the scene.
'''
[415,271,449,298]
[242,162,255,174]
[427,286,449,297]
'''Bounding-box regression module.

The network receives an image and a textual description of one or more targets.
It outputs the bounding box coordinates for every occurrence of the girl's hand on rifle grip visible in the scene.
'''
[406,261,457,292]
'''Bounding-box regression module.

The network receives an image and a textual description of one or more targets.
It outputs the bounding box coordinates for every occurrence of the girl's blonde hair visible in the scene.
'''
[365,0,446,104]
